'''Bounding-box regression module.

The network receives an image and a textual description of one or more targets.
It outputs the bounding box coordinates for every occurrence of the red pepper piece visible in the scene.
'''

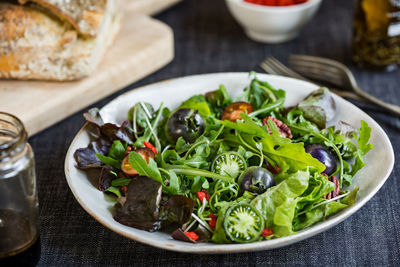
[184,231,199,241]
[196,191,206,202]
[267,164,280,174]
[261,228,274,237]
[143,141,157,154]
[202,190,210,201]
[196,190,210,203]
[208,213,217,230]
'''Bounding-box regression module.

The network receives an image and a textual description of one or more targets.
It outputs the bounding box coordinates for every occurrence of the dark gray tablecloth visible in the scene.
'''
[3,0,399,266]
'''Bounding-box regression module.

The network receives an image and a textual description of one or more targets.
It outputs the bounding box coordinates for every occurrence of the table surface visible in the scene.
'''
[3,0,399,266]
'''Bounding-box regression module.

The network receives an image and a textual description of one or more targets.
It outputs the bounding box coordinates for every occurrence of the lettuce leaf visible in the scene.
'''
[293,186,359,231]
[251,170,309,237]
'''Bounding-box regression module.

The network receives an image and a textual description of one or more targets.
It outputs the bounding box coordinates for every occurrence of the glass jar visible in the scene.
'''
[352,0,400,71]
[0,112,39,258]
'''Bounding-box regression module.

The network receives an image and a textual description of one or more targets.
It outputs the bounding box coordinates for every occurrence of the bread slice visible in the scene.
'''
[18,0,107,37]
[0,1,121,81]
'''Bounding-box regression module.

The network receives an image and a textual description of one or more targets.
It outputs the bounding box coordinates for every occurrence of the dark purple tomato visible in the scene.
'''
[238,166,276,195]
[305,144,337,175]
[166,108,205,144]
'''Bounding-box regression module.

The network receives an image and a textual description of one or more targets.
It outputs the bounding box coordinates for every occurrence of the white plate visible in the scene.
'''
[64,73,394,253]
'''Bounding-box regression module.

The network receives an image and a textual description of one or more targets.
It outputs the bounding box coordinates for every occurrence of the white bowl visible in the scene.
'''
[65,73,394,253]
[225,0,322,43]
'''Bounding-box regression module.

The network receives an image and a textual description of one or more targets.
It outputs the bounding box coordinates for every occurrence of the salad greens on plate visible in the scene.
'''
[74,73,372,244]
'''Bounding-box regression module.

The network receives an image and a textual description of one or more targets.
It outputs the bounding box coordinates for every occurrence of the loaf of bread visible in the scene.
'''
[0,0,121,81]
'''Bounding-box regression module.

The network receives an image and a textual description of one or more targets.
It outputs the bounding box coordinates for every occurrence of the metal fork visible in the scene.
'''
[289,55,400,116]
[260,57,366,102]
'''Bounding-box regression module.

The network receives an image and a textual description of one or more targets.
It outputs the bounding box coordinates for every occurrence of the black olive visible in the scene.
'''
[305,143,337,175]
[166,108,205,144]
[238,166,276,195]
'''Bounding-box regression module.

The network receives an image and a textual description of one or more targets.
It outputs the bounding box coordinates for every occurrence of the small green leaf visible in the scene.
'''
[96,153,121,170]
[350,121,373,176]
[111,178,131,187]
[165,170,180,195]
[105,186,121,197]
[179,95,211,117]
[108,140,126,161]
[128,151,162,183]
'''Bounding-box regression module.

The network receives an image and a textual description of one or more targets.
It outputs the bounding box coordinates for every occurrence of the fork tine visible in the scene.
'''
[260,57,368,102]
[261,58,294,77]
[289,59,343,76]
[260,61,281,76]
[290,55,349,72]
[289,55,351,84]
[289,57,348,86]
[267,57,311,81]
[290,54,360,92]
[260,57,312,83]
[287,63,344,86]
[262,58,289,76]
[289,61,344,81]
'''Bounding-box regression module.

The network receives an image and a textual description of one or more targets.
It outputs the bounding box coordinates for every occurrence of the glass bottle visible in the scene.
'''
[0,112,39,258]
[352,0,400,71]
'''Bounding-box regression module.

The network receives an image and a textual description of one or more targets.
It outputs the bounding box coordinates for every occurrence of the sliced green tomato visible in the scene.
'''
[223,203,264,243]
[211,151,247,179]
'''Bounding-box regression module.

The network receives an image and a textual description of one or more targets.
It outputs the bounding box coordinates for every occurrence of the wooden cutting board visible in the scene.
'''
[0,3,178,136]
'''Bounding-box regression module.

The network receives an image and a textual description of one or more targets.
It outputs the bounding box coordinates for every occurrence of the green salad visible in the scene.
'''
[74,73,372,244]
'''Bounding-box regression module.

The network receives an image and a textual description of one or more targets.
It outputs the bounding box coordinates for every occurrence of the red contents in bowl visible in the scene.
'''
[244,0,308,6]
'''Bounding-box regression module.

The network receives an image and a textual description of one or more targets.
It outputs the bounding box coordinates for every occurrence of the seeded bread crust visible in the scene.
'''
[0,1,121,81]
[18,0,107,37]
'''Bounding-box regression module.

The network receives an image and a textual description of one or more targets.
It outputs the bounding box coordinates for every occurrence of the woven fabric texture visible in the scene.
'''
[2,0,399,266]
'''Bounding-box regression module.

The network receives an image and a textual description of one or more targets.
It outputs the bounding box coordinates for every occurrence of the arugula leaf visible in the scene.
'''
[129,151,180,195]
[263,141,326,174]
[96,153,121,170]
[158,169,180,195]
[220,115,268,138]
[175,137,191,154]
[242,74,286,111]
[165,165,234,183]
[179,95,211,117]
[95,140,126,169]
[205,85,232,116]
[127,102,154,133]
[350,121,373,176]
[128,152,162,183]
[221,114,325,173]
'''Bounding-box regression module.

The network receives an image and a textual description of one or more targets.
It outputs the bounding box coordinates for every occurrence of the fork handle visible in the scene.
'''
[329,89,367,102]
[353,86,400,116]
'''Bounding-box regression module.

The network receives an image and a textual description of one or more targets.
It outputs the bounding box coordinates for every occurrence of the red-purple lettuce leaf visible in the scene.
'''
[114,176,162,231]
